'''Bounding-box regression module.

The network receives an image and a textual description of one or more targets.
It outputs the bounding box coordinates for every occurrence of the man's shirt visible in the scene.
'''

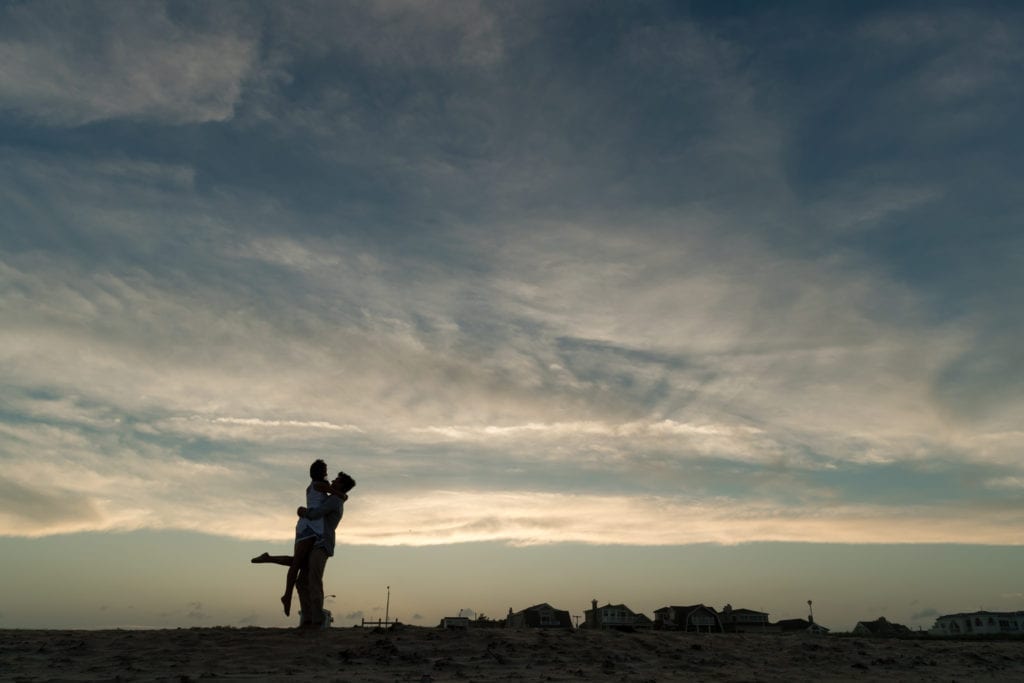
[303,495,344,556]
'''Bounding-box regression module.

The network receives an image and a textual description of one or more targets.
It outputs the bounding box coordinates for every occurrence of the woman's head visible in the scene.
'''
[309,459,328,481]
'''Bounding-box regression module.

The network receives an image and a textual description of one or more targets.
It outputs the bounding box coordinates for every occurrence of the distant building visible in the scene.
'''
[583,600,653,630]
[930,611,1024,636]
[439,616,470,629]
[654,605,723,633]
[719,604,770,633]
[775,618,830,635]
[852,617,912,637]
[506,603,573,629]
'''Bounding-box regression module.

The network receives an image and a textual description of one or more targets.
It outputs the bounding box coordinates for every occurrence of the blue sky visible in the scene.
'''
[1,0,1022,630]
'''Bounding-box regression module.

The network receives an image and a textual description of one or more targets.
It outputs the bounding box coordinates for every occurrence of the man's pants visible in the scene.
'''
[295,547,329,626]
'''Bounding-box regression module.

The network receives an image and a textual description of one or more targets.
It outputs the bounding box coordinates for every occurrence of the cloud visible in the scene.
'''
[0,475,104,531]
[345,611,365,620]
[269,0,505,69]
[859,9,1024,104]
[911,608,938,621]
[209,417,363,433]
[0,1,259,125]
[985,477,1024,491]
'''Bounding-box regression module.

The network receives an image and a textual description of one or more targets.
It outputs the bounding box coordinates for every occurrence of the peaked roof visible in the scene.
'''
[657,604,717,613]
[521,602,557,612]
[855,617,911,634]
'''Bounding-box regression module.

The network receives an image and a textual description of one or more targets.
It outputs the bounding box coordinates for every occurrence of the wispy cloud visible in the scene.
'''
[208,417,363,432]
[270,0,506,69]
[985,476,1024,491]
[0,1,259,126]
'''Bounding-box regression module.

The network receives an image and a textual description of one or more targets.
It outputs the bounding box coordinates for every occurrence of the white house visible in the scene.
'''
[930,611,1024,636]
[440,616,470,629]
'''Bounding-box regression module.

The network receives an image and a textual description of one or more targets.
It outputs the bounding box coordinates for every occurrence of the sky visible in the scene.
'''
[1,0,1022,632]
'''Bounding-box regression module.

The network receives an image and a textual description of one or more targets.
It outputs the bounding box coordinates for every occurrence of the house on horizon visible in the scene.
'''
[583,600,653,630]
[654,605,723,633]
[439,616,471,630]
[775,618,830,635]
[719,604,770,633]
[853,617,912,637]
[930,611,1024,636]
[506,603,573,629]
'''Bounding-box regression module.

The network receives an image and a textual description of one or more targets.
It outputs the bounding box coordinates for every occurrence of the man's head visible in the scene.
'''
[332,471,356,494]
[310,459,328,481]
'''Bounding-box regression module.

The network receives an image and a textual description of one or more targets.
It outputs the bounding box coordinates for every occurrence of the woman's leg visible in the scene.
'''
[250,552,293,566]
[282,537,315,616]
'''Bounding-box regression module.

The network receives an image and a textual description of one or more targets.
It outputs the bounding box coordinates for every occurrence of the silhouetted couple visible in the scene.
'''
[252,459,355,629]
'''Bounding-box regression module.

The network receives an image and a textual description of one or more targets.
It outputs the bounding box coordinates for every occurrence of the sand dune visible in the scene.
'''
[3,626,1023,681]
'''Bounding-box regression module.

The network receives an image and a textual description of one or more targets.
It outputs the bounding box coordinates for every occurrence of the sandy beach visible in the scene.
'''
[3,626,1023,682]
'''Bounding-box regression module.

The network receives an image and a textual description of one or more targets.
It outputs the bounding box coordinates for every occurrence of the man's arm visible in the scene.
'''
[303,495,343,520]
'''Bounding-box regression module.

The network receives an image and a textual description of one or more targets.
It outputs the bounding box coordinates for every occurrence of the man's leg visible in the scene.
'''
[306,547,329,626]
[295,565,313,627]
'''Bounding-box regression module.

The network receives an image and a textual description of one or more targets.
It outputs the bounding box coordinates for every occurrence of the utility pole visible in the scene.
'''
[385,586,391,628]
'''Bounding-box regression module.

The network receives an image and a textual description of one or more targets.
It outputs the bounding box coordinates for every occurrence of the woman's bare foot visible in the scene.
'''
[250,552,271,563]
[281,594,292,617]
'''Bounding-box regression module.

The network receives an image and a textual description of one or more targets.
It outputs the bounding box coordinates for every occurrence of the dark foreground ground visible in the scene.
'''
[3,626,1023,682]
